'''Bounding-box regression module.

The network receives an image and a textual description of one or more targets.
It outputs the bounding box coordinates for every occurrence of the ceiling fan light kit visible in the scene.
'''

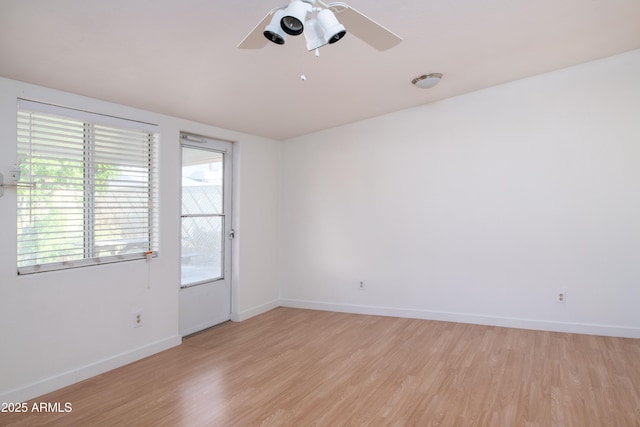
[238,0,402,53]
[276,0,345,49]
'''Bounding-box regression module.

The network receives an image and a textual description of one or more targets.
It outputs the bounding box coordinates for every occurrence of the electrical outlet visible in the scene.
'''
[132,309,143,328]
[557,290,566,304]
[358,281,366,290]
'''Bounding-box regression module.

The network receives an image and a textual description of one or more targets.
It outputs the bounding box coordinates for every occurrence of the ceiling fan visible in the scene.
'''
[238,0,402,52]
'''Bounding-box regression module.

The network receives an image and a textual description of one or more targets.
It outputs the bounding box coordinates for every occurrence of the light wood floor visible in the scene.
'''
[2,308,640,426]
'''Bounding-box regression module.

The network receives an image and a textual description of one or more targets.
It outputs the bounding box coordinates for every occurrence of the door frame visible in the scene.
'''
[179,132,234,336]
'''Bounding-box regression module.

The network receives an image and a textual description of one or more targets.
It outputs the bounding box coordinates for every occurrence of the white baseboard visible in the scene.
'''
[5,300,636,404]
[231,299,280,322]
[1,335,181,404]
[2,301,275,404]
[279,299,640,339]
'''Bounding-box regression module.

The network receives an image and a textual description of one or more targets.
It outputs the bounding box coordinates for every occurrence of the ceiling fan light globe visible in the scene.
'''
[317,9,346,44]
[281,0,308,36]
[281,17,303,35]
[264,30,286,44]
[327,28,346,44]
[263,10,287,44]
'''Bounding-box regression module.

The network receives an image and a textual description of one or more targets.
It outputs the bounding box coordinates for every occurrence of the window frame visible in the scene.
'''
[16,99,159,275]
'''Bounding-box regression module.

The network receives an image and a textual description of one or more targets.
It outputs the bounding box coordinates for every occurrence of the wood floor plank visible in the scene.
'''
[1,308,639,426]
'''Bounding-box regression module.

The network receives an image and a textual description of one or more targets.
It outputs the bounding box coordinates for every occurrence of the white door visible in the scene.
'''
[179,134,233,336]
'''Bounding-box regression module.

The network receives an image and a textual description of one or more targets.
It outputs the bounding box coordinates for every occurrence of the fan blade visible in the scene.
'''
[328,2,401,51]
[238,9,278,49]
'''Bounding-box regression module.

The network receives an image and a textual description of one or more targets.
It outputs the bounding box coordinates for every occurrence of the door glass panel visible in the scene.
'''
[181,147,224,287]
[182,148,223,215]
[181,216,223,285]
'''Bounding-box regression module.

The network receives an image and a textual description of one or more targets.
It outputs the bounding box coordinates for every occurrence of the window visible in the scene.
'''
[16,99,158,275]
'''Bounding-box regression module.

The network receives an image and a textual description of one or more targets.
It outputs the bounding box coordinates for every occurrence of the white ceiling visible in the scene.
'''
[1,0,638,140]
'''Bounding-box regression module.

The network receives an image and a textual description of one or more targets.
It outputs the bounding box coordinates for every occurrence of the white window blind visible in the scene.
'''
[16,99,159,275]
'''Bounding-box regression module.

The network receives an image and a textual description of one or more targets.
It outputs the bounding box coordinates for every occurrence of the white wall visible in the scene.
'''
[279,50,640,338]
[232,133,281,320]
[0,77,280,402]
[2,49,639,403]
